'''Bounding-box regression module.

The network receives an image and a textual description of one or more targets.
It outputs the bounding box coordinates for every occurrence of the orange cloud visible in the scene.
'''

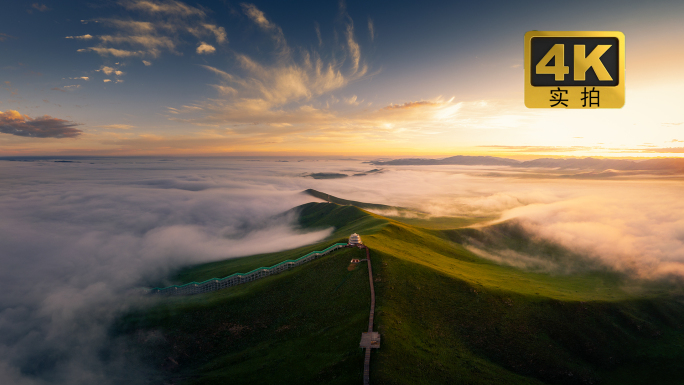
[382,101,440,110]
[0,110,82,138]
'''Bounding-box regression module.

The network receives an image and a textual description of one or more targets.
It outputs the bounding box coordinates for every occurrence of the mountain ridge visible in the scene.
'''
[371,155,684,172]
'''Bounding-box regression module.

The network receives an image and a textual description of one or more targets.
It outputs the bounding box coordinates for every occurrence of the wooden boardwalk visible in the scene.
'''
[363,246,376,385]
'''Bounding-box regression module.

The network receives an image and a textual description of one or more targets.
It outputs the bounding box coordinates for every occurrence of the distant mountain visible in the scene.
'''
[302,188,421,215]
[305,172,349,179]
[372,155,520,166]
[372,155,684,173]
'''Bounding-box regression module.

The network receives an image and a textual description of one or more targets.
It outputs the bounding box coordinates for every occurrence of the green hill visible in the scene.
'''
[303,188,492,229]
[120,194,684,385]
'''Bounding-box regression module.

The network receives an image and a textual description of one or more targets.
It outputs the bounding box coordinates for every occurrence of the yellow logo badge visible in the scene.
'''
[524,31,625,108]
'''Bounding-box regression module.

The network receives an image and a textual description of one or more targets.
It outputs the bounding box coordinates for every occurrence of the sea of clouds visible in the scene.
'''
[0,157,683,383]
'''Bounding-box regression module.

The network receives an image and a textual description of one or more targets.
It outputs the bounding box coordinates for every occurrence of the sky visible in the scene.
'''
[1,0,683,157]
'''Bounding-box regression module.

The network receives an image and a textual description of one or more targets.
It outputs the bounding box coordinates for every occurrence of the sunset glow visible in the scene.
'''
[1,1,682,158]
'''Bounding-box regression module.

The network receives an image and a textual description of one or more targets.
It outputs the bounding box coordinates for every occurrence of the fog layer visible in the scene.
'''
[1,158,682,383]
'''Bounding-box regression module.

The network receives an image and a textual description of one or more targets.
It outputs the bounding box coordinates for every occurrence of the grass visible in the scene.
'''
[382,215,496,230]
[172,202,386,285]
[121,197,684,384]
[119,247,370,385]
[369,248,684,384]
[363,221,639,302]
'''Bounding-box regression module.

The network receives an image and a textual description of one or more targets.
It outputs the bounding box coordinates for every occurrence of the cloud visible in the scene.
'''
[202,23,227,44]
[98,34,176,51]
[241,3,276,31]
[142,60,152,66]
[639,147,684,153]
[103,19,155,34]
[273,162,684,282]
[51,87,65,92]
[98,65,125,76]
[70,76,90,81]
[98,124,135,129]
[314,22,322,46]
[241,3,289,54]
[382,100,440,110]
[346,23,361,73]
[66,34,93,40]
[173,3,369,134]
[0,33,16,41]
[0,110,82,138]
[119,0,205,17]
[196,42,215,54]
[103,79,112,82]
[368,17,374,41]
[479,145,593,153]
[345,95,360,105]
[496,189,684,280]
[31,3,49,12]
[0,160,332,384]
[74,1,226,63]
[78,47,147,57]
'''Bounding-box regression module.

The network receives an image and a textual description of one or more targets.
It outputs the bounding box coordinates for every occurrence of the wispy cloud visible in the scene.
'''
[382,101,440,110]
[242,3,277,31]
[98,34,176,52]
[119,0,205,17]
[639,147,684,153]
[346,23,361,73]
[0,33,16,41]
[74,0,226,61]
[202,23,227,44]
[480,145,594,153]
[368,17,374,41]
[98,124,135,129]
[142,60,152,66]
[241,3,289,55]
[0,110,82,138]
[31,3,50,12]
[66,34,93,40]
[175,3,368,133]
[314,22,322,46]
[78,47,147,57]
[345,95,360,105]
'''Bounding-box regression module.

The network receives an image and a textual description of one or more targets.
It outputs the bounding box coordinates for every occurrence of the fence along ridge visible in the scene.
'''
[150,242,349,296]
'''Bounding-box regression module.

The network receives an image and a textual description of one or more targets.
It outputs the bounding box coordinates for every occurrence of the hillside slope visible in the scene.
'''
[122,196,684,385]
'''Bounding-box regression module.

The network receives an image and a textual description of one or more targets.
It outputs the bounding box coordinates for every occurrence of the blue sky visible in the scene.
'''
[1,0,683,156]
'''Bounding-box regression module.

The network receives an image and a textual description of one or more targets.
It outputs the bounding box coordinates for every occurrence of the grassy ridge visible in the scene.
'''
[370,248,684,384]
[124,200,684,384]
[363,221,636,302]
[121,246,370,385]
[173,202,386,284]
